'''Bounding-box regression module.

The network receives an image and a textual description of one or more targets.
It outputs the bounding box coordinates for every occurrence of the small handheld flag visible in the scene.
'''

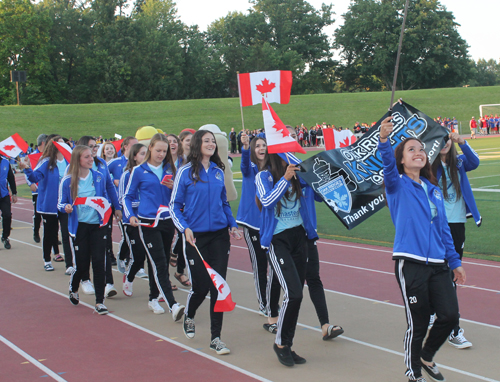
[53,141,73,163]
[138,205,169,228]
[74,196,112,227]
[0,133,29,158]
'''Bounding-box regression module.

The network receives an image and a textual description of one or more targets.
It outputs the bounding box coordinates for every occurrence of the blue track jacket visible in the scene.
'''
[170,162,237,234]
[255,170,318,249]
[236,148,261,230]
[123,162,174,221]
[118,169,139,224]
[379,139,461,270]
[436,141,481,226]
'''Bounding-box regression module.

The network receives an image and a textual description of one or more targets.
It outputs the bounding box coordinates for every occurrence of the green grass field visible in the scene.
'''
[1,86,499,145]
[4,86,500,260]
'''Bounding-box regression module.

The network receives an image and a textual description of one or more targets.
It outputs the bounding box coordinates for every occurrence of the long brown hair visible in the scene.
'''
[394,138,437,185]
[100,142,117,161]
[77,135,100,167]
[178,130,193,159]
[187,130,224,184]
[40,135,62,169]
[167,134,182,166]
[250,137,267,169]
[121,136,137,154]
[256,152,303,216]
[67,145,92,201]
[431,143,461,200]
[144,133,176,177]
[124,143,146,172]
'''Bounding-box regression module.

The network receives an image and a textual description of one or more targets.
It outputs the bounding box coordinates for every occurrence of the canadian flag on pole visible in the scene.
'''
[262,98,305,154]
[53,141,73,163]
[323,128,357,150]
[238,70,292,107]
[203,260,236,312]
[138,205,169,228]
[73,196,112,227]
[0,133,29,158]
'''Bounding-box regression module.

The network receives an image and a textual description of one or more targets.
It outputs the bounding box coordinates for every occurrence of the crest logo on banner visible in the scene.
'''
[297,101,449,229]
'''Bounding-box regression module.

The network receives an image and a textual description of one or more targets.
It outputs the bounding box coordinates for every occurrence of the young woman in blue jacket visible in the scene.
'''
[431,132,480,349]
[236,132,281,331]
[124,133,185,322]
[379,116,466,382]
[170,130,241,355]
[20,135,70,271]
[58,145,122,315]
[255,151,318,367]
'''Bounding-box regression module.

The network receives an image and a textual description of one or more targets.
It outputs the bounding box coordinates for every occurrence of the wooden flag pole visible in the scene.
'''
[389,0,410,111]
[236,71,245,131]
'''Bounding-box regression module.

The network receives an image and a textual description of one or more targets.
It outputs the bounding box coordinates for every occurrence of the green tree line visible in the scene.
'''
[0,0,498,105]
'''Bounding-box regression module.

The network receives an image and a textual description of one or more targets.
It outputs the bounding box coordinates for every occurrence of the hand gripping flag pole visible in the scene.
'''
[192,243,236,312]
[389,0,410,113]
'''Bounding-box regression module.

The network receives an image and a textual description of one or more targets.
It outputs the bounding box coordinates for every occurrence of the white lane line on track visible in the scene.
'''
[0,334,67,382]
[0,267,272,382]
[2,266,499,382]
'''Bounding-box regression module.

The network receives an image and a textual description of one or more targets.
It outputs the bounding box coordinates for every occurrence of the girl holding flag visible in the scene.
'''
[431,132,481,349]
[255,151,317,367]
[123,133,185,322]
[379,116,466,382]
[58,145,122,315]
[236,132,281,327]
[20,135,70,271]
[170,129,241,355]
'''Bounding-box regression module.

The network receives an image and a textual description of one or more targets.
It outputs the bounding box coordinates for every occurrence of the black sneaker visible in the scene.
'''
[183,316,195,339]
[95,303,108,315]
[263,323,278,334]
[291,350,306,365]
[409,377,427,382]
[209,337,230,355]
[421,360,445,382]
[33,233,41,243]
[2,237,11,249]
[273,343,294,367]
[69,291,79,306]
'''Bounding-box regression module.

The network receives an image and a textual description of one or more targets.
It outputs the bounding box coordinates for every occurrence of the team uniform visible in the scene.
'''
[379,138,461,381]
[25,148,42,241]
[255,168,317,355]
[236,147,280,317]
[170,161,237,348]
[0,156,17,248]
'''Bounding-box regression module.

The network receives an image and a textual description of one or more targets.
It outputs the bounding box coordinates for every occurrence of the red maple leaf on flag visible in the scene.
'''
[210,273,225,294]
[256,78,276,95]
[91,198,105,209]
[340,137,350,147]
[3,145,15,151]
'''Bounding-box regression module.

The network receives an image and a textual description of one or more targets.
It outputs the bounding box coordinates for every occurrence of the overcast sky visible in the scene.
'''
[175,0,499,62]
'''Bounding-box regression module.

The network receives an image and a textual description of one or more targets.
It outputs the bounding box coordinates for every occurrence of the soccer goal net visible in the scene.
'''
[479,104,500,117]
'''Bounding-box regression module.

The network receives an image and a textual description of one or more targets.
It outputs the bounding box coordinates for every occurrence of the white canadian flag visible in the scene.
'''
[238,70,292,107]
[203,260,236,312]
[0,133,28,158]
[73,196,112,227]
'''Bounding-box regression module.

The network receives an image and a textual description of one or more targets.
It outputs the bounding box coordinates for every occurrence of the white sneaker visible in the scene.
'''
[81,280,95,295]
[148,299,165,314]
[65,266,75,276]
[123,278,133,297]
[105,284,117,298]
[448,328,472,349]
[117,260,126,274]
[171,303,185,322]
[136,268,148,278]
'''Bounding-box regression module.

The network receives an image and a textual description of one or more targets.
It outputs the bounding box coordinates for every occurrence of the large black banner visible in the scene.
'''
[298,101,449,229]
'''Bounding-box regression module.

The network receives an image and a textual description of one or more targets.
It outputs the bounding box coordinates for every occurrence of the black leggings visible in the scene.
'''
[184,228,231,340]
[306,239,329,327]
[0,195,12,240]
[32,194,41,236]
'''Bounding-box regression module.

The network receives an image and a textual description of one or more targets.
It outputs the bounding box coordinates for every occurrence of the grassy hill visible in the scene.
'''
[1,86,499,145]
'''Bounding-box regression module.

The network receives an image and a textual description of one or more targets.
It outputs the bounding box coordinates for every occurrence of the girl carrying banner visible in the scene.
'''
[124,133,185,322]
[255,151,318,367]
[170,130,241,355]
[57,145,122,315]
[236,132,281,331]
[379,116,466,382]
[431,132,481,349]
[20,135,70,271]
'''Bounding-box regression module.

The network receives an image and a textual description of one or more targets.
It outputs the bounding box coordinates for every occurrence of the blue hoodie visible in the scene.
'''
[236,148,261,230]
[24,157,68,214]
[57,169,119,237]
[255,170,318,249]
[379,139,461,270]
[123,162,174,221]
[119,169,139,224]
[170,162,237,233]
[436,141,481,226]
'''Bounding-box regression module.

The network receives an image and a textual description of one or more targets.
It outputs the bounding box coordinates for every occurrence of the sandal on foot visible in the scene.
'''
[323,325,344,341]
[174,272,191,287]
[169,253,178,267]
[170,282,178,291]
[54,254,64,262]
